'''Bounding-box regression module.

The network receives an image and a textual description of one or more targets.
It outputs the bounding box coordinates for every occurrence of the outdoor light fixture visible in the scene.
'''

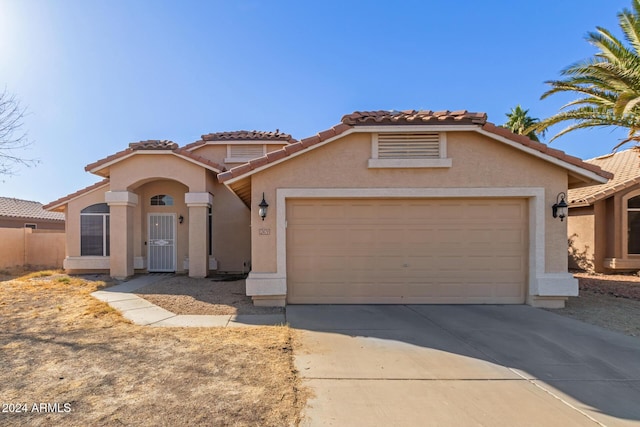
[178,215,184,224]
[258,193,269,221]
[552,192,568,221]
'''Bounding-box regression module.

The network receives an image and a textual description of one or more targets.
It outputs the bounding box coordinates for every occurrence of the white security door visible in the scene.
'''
[148,213,176,272]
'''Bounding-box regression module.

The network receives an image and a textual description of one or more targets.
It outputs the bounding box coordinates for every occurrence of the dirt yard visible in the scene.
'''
[135,275,283,315]
[550,272,640,339]
[0,271,306,426]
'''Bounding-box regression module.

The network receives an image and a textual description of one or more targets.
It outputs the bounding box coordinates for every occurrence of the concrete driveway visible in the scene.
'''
[287,305,640,426]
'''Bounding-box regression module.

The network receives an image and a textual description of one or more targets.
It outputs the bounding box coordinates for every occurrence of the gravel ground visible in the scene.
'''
[134,273,640,339]
[135,275,284,315]
[550,273,640,339]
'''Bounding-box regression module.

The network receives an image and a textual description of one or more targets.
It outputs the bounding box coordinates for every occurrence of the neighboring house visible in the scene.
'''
[0,197,65,230]
[568,148,640,272]
[45,110,611,308]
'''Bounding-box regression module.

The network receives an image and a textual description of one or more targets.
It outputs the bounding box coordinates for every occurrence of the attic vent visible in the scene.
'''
[377,133,441,159]
[227,144,265,162]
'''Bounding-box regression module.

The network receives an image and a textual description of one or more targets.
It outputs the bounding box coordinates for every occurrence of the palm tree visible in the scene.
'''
[528,0,640,150]
[503,105,545,141]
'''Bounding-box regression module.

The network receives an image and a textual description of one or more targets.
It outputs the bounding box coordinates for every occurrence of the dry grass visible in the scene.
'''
[0,272,306,426]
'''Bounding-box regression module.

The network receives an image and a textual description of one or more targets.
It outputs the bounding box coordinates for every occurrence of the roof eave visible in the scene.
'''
[86,151,222,176]
[44,179,111,211]
[475,128,610,186]
[221,127,356,186]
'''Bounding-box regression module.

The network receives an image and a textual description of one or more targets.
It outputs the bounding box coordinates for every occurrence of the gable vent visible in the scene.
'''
[377,133,440,159]
[229,144,265,160]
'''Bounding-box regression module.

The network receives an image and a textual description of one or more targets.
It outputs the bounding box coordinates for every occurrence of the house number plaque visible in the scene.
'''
[259,228,271,236]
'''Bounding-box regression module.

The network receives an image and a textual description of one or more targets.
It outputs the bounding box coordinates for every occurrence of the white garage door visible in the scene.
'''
[286,198,527,304]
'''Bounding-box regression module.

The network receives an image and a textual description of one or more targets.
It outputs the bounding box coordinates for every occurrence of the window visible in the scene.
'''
[628,196,640,254]
[24,223,37,229]
[151,195,174,206]
[225,144,265,163]
[368,132,452,168]
[81,203,110,256]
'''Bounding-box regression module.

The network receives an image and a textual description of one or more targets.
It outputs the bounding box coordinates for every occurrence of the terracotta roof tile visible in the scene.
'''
[86,141,225,174]
[1,197,65,221]
[201,130,296,143]
[341,110,488,126]
[568,148,640,205]
[266,150,287,162]
[300,135,321,148]
[317,128,337,140]
[85,148,134,172]
[218,123,353,183]
[283,143,305,155]
[217,171,233,181]
[219,110,612,185]
[248,156,269,169]
[128,140,178,150]
[44,179,110,211]
[481,122,613,180]
[230,164,252,178]
[172,148,226,172]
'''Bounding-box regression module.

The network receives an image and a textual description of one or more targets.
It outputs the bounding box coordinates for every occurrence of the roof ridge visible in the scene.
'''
[341,110,488,126]
[219,113,611,185]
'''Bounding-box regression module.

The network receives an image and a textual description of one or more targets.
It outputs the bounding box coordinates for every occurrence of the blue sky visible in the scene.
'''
[0,0,633,203]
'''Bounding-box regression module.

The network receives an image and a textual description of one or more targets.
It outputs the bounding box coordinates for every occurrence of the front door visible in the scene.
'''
[148,213,176,272]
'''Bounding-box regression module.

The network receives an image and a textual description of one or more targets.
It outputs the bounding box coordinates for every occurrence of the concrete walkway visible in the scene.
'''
[288,305,640,427]
[91,274,285,327]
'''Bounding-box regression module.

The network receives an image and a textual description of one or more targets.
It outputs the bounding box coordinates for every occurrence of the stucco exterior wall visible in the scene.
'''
[0,228,65,269]
[191,145,227,165]
[192,143,289,168]
[109,155,210,192]
[249,131,570,275]
[593,186,640,272]
[568,206,595,270]
[211,181,251,272]
[65,184,109,257]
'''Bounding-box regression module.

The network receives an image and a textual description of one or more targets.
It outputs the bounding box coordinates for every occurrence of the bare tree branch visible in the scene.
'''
[0,88,38,176]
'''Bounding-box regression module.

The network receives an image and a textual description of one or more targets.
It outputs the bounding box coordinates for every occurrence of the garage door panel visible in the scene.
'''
[286,198,527,304]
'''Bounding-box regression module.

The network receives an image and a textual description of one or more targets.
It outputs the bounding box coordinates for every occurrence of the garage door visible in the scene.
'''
[286,198,527,304]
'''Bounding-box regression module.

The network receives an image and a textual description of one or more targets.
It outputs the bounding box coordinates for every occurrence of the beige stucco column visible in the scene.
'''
[105,191,139,279]
[185,192,213,278]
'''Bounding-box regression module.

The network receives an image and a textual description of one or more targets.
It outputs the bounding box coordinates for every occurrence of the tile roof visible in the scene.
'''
[202,130,295,142]
[182,130,296,151]
[128,140,178,150]
[218,110,612,183]
[85,140,225,174]
[44,179,110,211]
[568,148,640,206]
[341,110,488,126]
[1,197,65,221]
[480,123,612,179]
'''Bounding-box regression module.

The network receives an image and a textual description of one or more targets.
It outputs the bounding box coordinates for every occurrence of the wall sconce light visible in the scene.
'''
[179,215,184,224]
[258,193,269,221]
[552,192,568,221]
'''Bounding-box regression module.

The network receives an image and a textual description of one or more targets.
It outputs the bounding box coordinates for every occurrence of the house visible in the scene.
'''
[0,197,65,230]
[45,110,611,308]
[568,148,640,272]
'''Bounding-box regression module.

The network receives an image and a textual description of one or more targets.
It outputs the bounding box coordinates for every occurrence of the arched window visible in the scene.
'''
[151,195,174,206]
[81,203,110,256]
